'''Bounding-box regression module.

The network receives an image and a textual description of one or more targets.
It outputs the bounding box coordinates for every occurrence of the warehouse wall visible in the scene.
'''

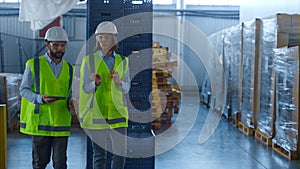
[0,3,238,89]
[240,0,300,22]
[0,3,86,73]
[0,3,34,72]
[183,5,239,89]
[152,5,239,90]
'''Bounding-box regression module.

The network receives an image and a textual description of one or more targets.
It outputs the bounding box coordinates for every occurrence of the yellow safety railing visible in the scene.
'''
[0,104,7,169]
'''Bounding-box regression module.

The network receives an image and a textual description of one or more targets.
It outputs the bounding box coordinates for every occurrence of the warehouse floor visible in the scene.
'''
[7,96,300,169]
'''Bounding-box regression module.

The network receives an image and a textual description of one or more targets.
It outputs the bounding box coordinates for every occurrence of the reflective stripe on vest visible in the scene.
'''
[34,57,40,114]
[20,123,70,132]
[78,117,126,125]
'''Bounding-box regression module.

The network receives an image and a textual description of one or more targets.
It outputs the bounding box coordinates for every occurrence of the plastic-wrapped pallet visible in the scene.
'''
[238,19,262,135]
[273,46,300,160]
[208,24,241,121]
[254,13,300,146]
[0,73,22,131]
[255,16,277,144]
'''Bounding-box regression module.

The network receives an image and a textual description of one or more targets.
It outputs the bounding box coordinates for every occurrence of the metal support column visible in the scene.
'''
[86,1,154,168]
[0,105,7,169]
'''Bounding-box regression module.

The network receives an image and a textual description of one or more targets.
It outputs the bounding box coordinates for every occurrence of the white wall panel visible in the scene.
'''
[240,0,300,22]
[153,5,239,89]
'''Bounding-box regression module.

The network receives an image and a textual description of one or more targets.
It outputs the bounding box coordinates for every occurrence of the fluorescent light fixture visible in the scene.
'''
[132,0,143,5]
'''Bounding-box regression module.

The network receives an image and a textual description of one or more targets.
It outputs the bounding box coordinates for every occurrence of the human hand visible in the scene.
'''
[111,70,122,87]
[42,95,59,104]
[90,73,102,86]
[69,99,75,111]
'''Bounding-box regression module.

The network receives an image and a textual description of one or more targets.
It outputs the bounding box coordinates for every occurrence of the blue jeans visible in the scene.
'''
[89,128,127,169]
[32,136,68,169]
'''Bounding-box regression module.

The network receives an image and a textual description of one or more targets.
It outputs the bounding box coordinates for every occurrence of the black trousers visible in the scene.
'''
[32,136,68,169]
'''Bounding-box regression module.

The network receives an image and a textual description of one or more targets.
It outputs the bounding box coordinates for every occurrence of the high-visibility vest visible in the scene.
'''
[20,56,74,136]
[79,53,129,129]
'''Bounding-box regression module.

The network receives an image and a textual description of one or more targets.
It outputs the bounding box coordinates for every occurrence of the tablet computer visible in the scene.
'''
[48,96,66,100]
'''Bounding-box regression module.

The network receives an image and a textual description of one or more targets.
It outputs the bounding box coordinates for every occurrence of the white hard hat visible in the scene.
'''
[95,21,118,35]
[44,26,69,42]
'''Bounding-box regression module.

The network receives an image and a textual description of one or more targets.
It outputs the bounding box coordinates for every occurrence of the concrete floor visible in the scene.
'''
[7,96,300,169]
[7,127,86,169]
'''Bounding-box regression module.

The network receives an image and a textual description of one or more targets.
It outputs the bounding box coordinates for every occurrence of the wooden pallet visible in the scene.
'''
[161,111,172,124]
[152,120,161,130]
[174,106,179,114]
[152,108,165,115]
[255,129,272,146]
[227,112,240,127]
[152,41,160,48]
[153,55,169,63]
[227,113,240,127]
[152,100,166,108]
[153,70,170,77]
[272,142,299,160]
[152,47,168,55]
[228,116,238,126]
[200,100,210,108]
[153,60,178,69]
[238,121,254,136]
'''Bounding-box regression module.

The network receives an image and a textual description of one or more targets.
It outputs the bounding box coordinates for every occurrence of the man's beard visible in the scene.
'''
[50,50,64,59]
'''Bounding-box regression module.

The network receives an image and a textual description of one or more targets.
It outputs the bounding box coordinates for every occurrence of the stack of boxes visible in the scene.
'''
[152,41,181,129]
[151,69,166,130]
[275,14,300,48]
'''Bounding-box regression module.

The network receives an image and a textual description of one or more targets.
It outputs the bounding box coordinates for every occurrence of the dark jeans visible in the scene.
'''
[32,136,68,169]
[89,128,127,169]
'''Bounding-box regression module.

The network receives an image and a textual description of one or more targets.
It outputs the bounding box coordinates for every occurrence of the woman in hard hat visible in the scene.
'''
[19,26,74,169]
[79,21,130,169]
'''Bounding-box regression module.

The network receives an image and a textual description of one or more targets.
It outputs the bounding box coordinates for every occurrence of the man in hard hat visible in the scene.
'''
[79,21,129,169]
[19,26,74,169]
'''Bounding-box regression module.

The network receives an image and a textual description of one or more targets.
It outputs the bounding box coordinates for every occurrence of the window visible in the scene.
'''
[153,0,173,4]
[0,0,21,3]
[154,0,241,5]
[185,0,240,5]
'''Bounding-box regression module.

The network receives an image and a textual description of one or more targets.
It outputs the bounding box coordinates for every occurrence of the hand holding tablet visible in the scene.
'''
[42,95,66,103]
[47,96,66,100]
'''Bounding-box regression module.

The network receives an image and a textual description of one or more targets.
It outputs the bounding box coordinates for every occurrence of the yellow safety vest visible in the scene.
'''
[20,56,74,136]
[79,53,129,129]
